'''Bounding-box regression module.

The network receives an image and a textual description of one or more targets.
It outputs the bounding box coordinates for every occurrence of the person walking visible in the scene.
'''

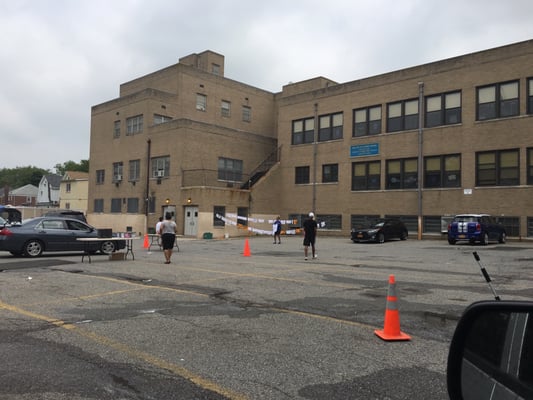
[158,212,177,264]
[273,216,282,244]
[303,212,318,260]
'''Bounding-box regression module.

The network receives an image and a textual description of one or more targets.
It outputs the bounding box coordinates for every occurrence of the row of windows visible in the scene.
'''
[94,197,142,213]
[113,114,173,138]
[294,148,533,189]
[96,156,244,184]
[197,94,252,122]
[112,92,254,139]
[292,77,533,143]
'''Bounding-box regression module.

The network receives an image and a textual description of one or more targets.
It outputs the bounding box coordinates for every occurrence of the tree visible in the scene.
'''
[0,166,49,189]
[54,160,89,176]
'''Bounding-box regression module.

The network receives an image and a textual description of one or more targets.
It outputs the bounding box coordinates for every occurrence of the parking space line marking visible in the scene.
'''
[0,300,249,400]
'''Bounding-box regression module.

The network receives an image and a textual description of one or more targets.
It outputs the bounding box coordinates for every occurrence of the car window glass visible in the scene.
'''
[519,314,533,386]
[66,220,91,232]
[464,310,510,366]
[39,220,66,230]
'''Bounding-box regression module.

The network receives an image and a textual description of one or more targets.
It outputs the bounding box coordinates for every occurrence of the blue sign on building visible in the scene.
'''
[350,143,379,157]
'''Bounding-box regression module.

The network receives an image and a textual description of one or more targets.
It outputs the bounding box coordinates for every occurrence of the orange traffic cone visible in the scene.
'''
[375,274,411,341]
[143,234,149,249]
[243,238,251,257]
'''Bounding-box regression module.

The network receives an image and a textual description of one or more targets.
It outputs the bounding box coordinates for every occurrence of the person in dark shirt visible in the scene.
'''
[303,212,318,260]
[273,216,282,244]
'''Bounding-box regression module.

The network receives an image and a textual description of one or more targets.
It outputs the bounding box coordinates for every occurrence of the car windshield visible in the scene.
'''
[0,216,6,225]
[372,220,386,228]
[454,216,479,223]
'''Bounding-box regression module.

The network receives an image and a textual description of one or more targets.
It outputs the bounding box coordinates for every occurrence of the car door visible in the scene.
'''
[35,219,69,251]
[65,220,94,251]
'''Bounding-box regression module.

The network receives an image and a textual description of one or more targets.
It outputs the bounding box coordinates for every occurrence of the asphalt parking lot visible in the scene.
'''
[1,235,532,399]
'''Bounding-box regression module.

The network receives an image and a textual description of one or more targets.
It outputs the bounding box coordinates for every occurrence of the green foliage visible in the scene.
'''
[54,160,89,176]
[0,160,89,190]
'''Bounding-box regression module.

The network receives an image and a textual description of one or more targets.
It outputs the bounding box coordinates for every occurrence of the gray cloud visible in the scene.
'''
[1,0,532,170]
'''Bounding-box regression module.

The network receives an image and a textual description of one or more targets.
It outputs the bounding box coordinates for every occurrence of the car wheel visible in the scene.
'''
[499,232,506,244]
[448,238,456,245]
[481,232,489,246]
[100,241,116,255]
[400,231,408,240]
[24,240,44,257]
[377,233,385,244]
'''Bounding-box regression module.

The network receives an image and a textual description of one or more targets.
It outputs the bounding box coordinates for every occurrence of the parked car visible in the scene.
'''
[351,218,408,243]
[44,209,87,223]
[447,214,506,245]
[0,216,125,257]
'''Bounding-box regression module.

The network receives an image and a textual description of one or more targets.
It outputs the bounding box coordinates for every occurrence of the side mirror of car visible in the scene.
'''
[447,301,533,400]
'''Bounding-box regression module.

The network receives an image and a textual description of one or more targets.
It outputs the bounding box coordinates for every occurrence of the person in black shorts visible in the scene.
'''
[303,212,317,260]
[158,212,177,264]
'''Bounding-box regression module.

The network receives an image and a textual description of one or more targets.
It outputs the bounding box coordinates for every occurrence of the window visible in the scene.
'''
[129,159,140,182]
[477,81,519,120]
[221,100,231,117]
[528,78,533,115]
[387,99,419,132]
[94,199,104,213]
[352,161,381,190]
[148,196,156,214]
[96,169,105,185]
[154,114,172,125]
[425,91,461,127]
[292,117,315,145]
[351,215,380,229]
[218,157,243,182]
[66,183,71,193]
[112,162,123,182]
[295,166,310,184]
[126,115,143,135]
[110,198,122,213]
[322,164,338,183]
[476,149,519,186]
[497,216,520,237]
[212,63,220,75]
[318,112,343,141]
[424,154,461,188]
[237,207,248,227]
[113,120,120,138]
[242,105,251,122]
[528,148,533,185]
[353,106,381,136]
[423,216,443,233]
[127,198,139,213]
[386,158,418,189]
[151,156,170,178]
[196,94,207,111]
[316,214,342,230]
[214,206,225,227]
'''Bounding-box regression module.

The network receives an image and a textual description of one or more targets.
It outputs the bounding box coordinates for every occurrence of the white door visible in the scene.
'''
[184,206,198,236]
[162,205,176,221]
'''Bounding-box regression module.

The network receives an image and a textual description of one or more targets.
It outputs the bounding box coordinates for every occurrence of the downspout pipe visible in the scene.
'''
[417,82,424,240]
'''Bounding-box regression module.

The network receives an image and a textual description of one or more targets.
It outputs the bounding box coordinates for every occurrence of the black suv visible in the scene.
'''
[44,210,87,223]
[447,214,506,245]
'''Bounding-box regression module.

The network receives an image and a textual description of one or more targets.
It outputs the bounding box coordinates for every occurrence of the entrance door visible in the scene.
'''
[184,206,198,236]
[162,205,176,221]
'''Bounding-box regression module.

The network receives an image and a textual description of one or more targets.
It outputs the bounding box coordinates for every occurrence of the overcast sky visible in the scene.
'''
[2,0,533,171]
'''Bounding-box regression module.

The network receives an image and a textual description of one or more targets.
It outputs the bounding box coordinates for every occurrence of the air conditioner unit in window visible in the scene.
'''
[114,174,122,181]
[155,170,165,178]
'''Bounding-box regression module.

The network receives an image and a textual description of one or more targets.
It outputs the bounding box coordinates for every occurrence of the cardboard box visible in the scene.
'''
[109,252,125,261]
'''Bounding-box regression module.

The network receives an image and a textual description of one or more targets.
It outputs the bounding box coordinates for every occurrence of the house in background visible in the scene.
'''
[60,171,88,212]
[36,174,62,207]
[0,184,38,206]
